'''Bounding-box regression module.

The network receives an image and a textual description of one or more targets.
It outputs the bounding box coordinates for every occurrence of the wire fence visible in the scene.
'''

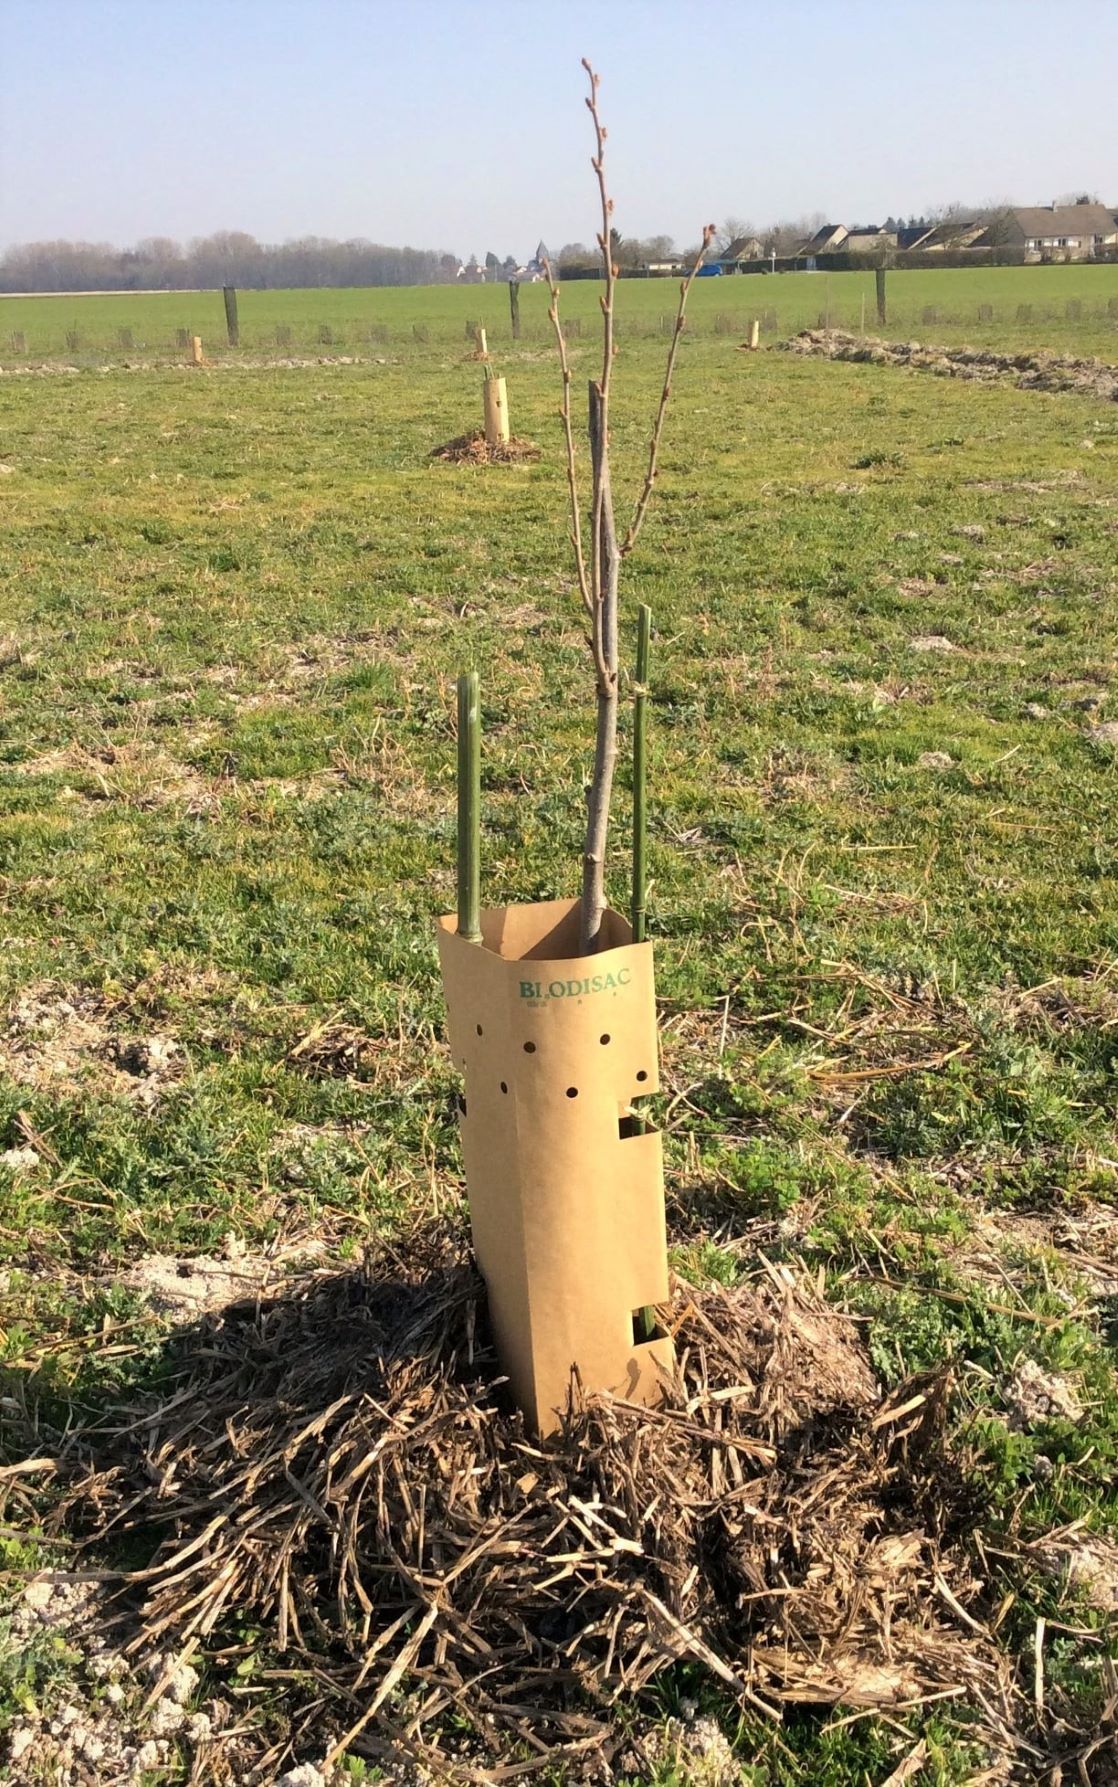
[4,294,1118,362]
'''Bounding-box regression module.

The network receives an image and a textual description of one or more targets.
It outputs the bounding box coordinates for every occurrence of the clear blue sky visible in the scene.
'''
[2,0,1116,256]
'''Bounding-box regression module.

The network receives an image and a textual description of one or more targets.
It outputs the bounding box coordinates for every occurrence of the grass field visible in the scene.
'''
[3,261,1118,361]
[0,281,1116,1781]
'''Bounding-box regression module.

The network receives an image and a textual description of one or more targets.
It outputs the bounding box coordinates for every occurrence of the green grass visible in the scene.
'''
[0,295,1116,1779]
[2,260,1118,359]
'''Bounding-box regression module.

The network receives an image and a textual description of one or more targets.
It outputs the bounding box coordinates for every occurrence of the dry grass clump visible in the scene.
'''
[52,1226,1017,1773]
[430,431,540,464]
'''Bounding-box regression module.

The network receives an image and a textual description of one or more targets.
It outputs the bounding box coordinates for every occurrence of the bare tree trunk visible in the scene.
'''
[581,382,619,953]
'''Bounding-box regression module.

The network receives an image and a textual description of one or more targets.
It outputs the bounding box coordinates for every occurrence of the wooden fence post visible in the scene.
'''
[508,279,521,340]
[875,263,887,327]
[223,286,239,346]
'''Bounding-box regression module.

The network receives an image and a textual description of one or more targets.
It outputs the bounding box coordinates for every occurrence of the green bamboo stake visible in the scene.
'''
[632,607,657,1344]
[457,672,481,942]
[631,604,651,947]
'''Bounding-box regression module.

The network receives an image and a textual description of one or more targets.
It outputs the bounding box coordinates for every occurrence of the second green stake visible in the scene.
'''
[456,672,481,943]
[632,606,657,1344]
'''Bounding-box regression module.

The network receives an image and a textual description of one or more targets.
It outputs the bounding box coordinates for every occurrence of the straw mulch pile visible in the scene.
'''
[781,328,1118,403]
[430,431,540,464]
[55,1227,1020,1775]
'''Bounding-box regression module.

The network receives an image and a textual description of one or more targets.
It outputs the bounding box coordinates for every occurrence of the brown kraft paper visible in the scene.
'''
[437,898,674,1435]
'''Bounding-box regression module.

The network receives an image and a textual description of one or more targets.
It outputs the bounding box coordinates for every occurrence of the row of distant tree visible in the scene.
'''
[0,232,460,293]
[1,196,1104,291]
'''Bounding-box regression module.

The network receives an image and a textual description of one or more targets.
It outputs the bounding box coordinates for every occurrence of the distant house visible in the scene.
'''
[843,228,898,254]
[906,219,992,253]
[720,234,765,271]
[1000,202,1118,260]
[797,223,849,257]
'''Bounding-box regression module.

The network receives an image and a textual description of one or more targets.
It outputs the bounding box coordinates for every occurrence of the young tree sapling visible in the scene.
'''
[543,61,713,952]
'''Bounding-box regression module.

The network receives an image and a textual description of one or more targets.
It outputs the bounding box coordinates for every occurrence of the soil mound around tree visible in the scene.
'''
[47,1226,1020,1777]
[430,431,540,464]
[781,329,1118,402]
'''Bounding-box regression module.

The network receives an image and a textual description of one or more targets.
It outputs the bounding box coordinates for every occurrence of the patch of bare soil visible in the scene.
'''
[757,744,851,808]
[1007,1356,1084,1428]
[4,1577,242,1785]
[430,430,540,464]
[279,634,411,680]
[45,1227,1028,1779]
[781,330,1118,403]
[121,1234,327,1319]
[0,354,392,379]
[206,628,420,700]
[13,741,219,813]
[954,1199,1118,1302]
[1031,1532,1118,1613]
[641,1709,740,1786]
[0,984,182,1106]
[910,633,960,653]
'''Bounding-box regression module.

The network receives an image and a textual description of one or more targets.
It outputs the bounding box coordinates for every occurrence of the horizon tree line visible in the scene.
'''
[2,193,1106,292]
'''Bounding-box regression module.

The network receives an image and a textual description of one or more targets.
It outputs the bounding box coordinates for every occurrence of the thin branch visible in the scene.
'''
[582,58,615,687]
[582,59,616,407]
[541,256,593,623]
[620,222,716,558]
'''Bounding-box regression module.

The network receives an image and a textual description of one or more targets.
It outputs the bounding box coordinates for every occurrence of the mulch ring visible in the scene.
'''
[430,431,540,464]
[46,1224,1029,1780]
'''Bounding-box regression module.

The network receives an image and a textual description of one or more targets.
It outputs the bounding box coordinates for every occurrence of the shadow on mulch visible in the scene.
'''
[44,1223,1025,1780]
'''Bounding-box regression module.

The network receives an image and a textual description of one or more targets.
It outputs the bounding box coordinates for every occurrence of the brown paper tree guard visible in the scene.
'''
[438,901,671,1435]
[482,375,509,446]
